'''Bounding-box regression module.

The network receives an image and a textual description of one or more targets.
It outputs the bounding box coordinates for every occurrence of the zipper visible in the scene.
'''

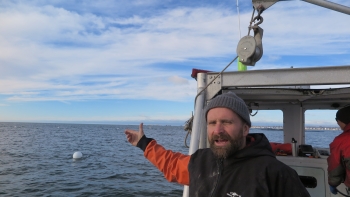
[210,159,224,197]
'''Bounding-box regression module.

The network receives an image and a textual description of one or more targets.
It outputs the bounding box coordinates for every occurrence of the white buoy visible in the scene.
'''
[73,151,83,159]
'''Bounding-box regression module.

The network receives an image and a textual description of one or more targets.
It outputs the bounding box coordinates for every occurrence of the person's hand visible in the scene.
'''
[329,185,338,195]
[125,123,145,146]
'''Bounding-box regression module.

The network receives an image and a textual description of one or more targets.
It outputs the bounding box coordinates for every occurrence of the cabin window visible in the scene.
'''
[304,110,341,148]
[299,175,317,188]
[250,110,283,143]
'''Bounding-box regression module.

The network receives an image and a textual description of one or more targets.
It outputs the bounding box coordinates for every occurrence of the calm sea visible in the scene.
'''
[0,122,342,197]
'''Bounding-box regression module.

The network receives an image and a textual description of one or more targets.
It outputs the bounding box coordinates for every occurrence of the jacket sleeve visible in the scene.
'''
[137,136,190,185]
[327,137,346,186]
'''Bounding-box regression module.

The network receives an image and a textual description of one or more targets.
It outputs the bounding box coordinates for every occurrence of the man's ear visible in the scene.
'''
[243,124,249,137]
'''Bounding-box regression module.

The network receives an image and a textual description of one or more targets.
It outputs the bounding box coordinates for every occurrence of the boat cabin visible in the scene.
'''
[188,65,350,197]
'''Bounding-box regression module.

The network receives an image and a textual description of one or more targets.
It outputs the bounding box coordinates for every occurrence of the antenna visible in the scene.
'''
[236,0,242,39]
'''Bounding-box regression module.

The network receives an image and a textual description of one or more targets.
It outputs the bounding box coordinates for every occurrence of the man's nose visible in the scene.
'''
[213,122,224,135]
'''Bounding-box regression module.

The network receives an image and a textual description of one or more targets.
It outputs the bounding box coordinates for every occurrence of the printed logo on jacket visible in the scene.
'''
[227,192,241,197]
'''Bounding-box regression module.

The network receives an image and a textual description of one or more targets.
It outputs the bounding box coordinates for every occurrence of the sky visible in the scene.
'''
[0,0,350,126]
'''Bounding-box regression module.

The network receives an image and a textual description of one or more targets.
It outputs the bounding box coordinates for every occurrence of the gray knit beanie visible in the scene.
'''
[204,92,251,127]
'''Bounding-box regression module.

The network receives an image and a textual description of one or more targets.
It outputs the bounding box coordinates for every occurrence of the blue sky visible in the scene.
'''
[0,0,349,126]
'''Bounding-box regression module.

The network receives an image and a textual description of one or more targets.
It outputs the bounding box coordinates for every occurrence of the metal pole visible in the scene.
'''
[199,117,208,149]
[182,73,207,197]
[301,0,350,15]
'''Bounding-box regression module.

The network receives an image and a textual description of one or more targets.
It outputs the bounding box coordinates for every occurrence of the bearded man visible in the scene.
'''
[125,92,310,197]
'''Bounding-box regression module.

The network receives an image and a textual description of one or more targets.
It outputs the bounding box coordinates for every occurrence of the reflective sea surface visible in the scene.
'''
[0,122,342,196]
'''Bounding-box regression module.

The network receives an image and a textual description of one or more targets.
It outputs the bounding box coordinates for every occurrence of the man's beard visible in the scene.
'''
[209,129,245,159]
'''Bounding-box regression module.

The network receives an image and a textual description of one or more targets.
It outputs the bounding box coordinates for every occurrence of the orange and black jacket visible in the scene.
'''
[328,123,350,187]
[137,135,190,185]
[137,133,310,197]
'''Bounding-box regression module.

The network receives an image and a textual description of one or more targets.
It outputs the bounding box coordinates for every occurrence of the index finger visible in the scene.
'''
[139,122,145,136]
[139,123,143,131]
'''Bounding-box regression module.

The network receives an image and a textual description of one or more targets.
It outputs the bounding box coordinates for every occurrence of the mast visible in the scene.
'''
[302,0,350,15]
[251,0,350,15]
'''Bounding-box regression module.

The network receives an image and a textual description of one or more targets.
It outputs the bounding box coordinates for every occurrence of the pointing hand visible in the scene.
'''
[125,123,145,146]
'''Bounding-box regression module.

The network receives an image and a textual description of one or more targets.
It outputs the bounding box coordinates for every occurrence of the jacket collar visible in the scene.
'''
[344,123,350,132]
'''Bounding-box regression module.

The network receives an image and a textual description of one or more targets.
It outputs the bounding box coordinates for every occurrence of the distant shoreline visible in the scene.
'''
[251,126,341,131]
[0,122,342,131]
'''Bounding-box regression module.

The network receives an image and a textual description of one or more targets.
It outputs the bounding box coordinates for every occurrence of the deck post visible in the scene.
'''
[182,73,207,197]
[283,105,306,145]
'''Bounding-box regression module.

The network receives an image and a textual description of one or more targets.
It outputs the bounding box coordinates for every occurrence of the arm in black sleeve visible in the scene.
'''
[136,135,154,152]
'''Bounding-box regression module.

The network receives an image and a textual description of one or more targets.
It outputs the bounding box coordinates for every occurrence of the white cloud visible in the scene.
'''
[261,1,350,55]
[0,1,349,104]
[168,75,189,85]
